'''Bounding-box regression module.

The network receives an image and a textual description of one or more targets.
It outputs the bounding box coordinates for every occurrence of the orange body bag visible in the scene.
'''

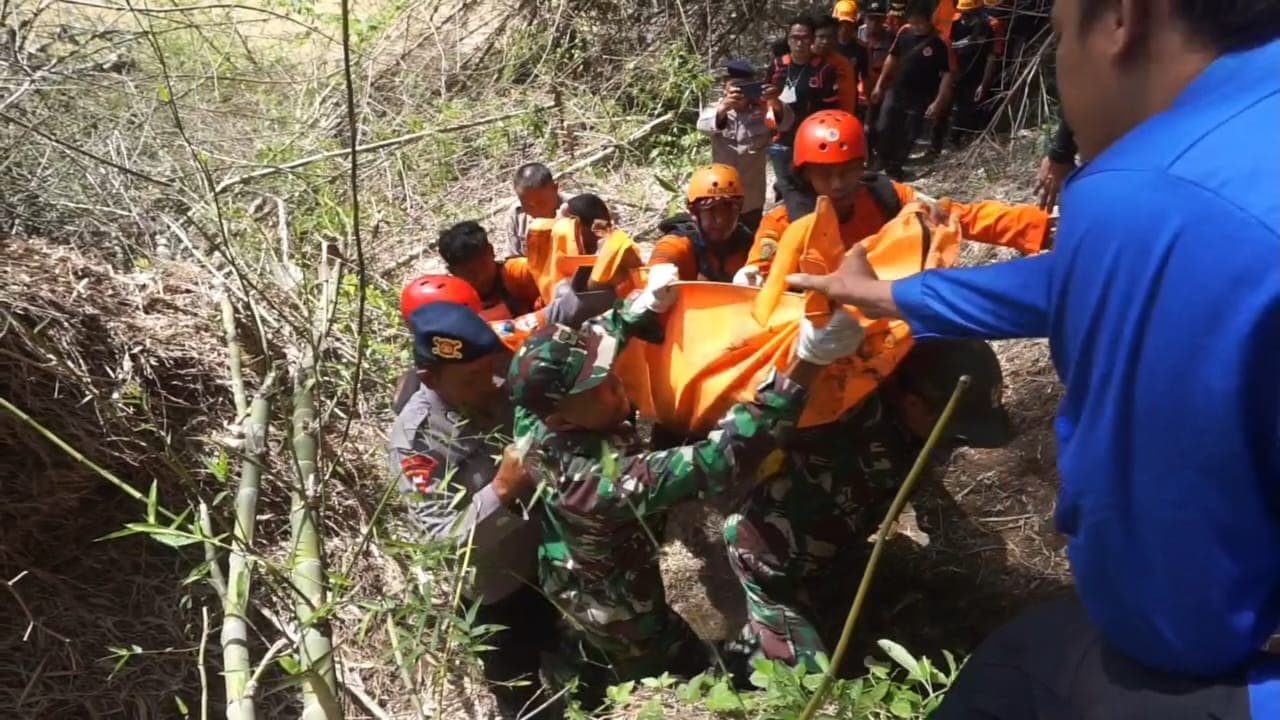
[618,198,963,433]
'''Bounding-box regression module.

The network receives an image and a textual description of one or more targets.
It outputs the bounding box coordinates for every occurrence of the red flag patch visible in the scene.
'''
[401,454,440,494]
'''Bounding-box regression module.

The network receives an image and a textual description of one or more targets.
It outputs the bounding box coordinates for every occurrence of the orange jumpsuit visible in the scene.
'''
[649,226,754,282]
[745,180,1049,277]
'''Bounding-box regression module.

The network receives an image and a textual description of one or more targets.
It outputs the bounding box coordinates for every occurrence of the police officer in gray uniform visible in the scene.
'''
[387,274,614,719]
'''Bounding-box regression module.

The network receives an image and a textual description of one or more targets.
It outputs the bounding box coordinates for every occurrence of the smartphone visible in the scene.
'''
[738,81,766,100]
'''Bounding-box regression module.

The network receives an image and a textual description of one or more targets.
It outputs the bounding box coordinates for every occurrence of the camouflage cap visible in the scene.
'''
[507,323,620,414]
[894,339,1013,448]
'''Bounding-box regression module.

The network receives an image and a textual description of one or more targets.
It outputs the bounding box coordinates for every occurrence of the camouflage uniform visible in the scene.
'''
[723,390,919,671]
[508,306,809,681]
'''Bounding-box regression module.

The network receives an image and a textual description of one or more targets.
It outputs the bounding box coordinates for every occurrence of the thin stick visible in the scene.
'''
[213,104,556,193]
[798,376,972,720]
[199,605,211,720]
[222,297,249,419]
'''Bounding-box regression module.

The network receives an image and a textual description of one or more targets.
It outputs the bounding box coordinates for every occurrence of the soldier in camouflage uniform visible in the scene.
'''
[506,265,868,682]
[724,338,1016,672]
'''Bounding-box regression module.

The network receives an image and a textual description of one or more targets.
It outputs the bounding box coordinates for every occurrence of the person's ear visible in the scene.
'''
[417,367,438,390]
[1104,0,1146,62]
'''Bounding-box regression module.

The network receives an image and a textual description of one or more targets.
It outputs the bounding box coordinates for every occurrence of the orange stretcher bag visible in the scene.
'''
[524,217,644,304]
[609,197,963,433]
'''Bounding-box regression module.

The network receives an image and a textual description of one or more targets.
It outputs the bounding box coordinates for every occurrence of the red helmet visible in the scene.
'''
[399,274,483,323]
[793,110,868,169]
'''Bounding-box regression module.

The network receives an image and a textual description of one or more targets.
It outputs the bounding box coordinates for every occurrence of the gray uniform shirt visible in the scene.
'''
[387,386,540,603]
[696,100,795,215]
[385,285,619,603]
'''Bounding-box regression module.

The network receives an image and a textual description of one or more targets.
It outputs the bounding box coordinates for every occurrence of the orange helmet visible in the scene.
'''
[686,164,745,204]
[400,274,483,323]
[833,0,858,22]
[793,110,868,169]
[984,0,1001,6]
[956,0,982,10]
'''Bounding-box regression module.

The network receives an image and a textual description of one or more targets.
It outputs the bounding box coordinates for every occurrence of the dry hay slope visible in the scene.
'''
[0,240,229,716]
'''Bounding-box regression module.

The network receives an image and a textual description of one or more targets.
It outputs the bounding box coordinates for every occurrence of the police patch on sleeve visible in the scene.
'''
[759,240,778,261]
[400,453,440,494]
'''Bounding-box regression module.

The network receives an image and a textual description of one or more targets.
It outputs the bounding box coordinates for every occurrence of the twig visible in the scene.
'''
[199,604,211,720]
[4,570,72,644]
[222,297,249,419]
[213,103,557,194]
[0,110,176,188]
[340,668,394,720]
[331,0,368,499]
[799,376,972,720]
[200,502,228,602]
[57,0,342,44]
[557,112,675,179]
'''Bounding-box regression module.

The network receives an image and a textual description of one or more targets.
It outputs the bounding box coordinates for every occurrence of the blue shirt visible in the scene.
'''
[894,39,1280,680]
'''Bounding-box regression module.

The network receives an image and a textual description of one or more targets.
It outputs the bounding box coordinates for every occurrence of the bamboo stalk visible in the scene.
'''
[222,297,249,419]
[289,371,342,720]
[223,379,273,720]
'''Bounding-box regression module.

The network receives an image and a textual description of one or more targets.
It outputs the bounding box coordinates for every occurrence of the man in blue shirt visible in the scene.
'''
[790,0,1280,716]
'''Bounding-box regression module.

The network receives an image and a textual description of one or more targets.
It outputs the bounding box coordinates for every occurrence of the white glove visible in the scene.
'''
[733,265,764,287]
[795,312,864,365]
[629,263,680,314]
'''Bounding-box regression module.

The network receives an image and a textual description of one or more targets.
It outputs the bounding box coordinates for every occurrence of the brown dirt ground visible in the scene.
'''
[658,133,1075,667]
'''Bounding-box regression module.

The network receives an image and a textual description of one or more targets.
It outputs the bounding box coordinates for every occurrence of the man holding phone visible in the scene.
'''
[697,59,792,232]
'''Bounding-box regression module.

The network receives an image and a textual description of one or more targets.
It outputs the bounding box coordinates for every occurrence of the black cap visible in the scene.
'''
[863,0,889,14]
[408,302,501,368]
[722,58,758,80]
[894,339,1014,448]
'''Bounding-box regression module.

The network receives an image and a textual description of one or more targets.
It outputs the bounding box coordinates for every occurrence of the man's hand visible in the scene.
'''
[925,100,943,120]
[795,312,865,366]
[1034,156,1074,211]
[787,244,902,318]
[732,265,764,287]
[492,444,536,510]
[975,86,988,103]
[761,83,781,101]
[718,82,746,114]
[870,86,884,106]
[629,262,680,314]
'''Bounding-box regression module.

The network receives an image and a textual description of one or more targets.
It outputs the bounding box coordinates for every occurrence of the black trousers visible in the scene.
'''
[877,90,945,175]
[949,80,988,146]
[932,594,1254,720]
[473,584,565,719]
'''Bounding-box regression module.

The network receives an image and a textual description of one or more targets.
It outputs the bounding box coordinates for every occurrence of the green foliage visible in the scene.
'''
[600,642,960,719]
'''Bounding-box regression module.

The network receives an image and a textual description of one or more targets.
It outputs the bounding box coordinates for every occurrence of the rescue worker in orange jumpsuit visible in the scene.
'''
[733,109,1050,287]
[438,220,542,322]
[649,164,756,282]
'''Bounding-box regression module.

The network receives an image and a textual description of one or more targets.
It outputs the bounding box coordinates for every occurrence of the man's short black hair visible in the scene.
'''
[905,0,935,22]
[814,16,840,35]
[437,220,491,267]
[1077,0,1280,53]
[787,14,816,33]
[565,193,611,227]
[770,38,790,59]
[513,163,555,193]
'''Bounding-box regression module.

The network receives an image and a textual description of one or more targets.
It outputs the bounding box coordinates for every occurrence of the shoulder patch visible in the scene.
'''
[759,240,778,260]
[400,454,440,494]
